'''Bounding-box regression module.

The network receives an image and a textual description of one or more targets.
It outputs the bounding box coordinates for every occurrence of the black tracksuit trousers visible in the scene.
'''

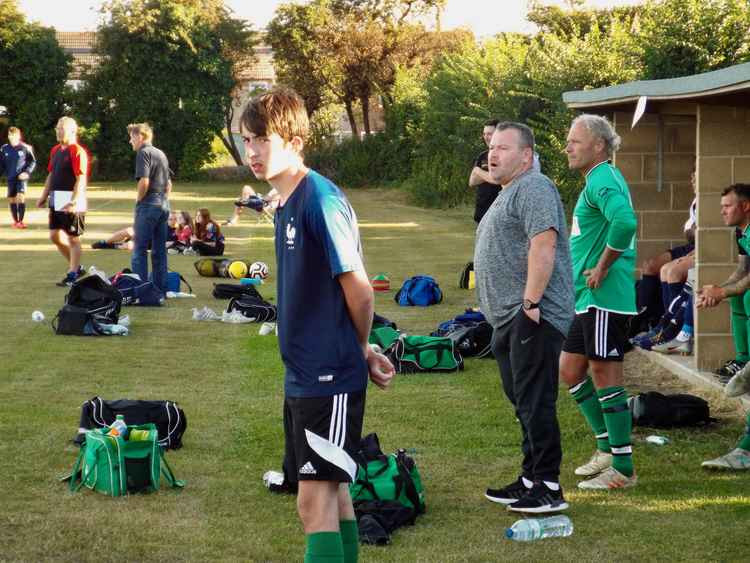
[491,309,564,483]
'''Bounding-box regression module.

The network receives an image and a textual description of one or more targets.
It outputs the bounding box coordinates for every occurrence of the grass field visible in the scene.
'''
[2,180,750,561]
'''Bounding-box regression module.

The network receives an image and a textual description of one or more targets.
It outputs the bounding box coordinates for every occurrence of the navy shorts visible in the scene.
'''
[562,308,631,362]
[7,179,26,198]
[49,210,85,237]
[669,243,694,260]
[283,390,365,483]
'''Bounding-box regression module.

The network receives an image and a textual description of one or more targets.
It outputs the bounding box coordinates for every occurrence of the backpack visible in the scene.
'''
[395,275,443,307]
[432,309,486,337]
[226,294,278,322]
[212,282,263,300]
[64,274,122,324]
[149,270,192,294]
[67,423,184,496]
[458,261,475,289]
[446,321,493,359]
[629,391,716,428]
[384,335,464,373]
[74,396,188,450]
[111,273,164,306]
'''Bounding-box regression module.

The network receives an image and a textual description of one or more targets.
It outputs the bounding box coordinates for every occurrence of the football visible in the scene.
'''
[228,260,249,279]
[248,261,269,280]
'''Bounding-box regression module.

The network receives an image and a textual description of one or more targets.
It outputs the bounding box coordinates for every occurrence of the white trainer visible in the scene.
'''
[574,450,613,476]
[701,448,750,469]
[725,363,750,397]
[577,466,637,489]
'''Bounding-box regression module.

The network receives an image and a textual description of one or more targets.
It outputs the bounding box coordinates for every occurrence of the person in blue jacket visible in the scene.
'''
[1,126,36,228]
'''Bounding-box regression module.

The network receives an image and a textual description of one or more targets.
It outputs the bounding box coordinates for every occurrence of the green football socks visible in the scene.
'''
[730,295,750,363]
[570,376,611,453]
[340,520,359,563]
[599,386,634,477]
[304,531,344,563]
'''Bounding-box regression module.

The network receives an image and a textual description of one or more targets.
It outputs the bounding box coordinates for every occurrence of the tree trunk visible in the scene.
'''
[360,94,371,136]
[219,103,244,166]
[345,100,359,140]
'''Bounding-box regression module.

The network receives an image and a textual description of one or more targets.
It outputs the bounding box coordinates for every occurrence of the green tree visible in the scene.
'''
[0,0,71,171]
[75,0,256,178]
[637,0,750,79]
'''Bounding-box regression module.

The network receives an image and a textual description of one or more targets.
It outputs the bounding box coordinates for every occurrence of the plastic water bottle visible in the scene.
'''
[109,414,128,439]
[505,516,573,541]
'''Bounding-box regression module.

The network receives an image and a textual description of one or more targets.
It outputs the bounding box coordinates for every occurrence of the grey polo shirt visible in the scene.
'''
[135,143,170,206]
[474,168,575,336]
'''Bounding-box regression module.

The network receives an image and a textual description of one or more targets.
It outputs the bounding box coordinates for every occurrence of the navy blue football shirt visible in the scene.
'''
[274,169,368,398]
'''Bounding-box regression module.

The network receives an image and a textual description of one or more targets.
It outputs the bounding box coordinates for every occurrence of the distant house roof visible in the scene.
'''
[55,30,275,84]
[563,62,750,109]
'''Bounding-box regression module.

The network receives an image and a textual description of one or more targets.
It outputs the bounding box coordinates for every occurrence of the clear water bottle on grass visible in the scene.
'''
[505,515,573,541]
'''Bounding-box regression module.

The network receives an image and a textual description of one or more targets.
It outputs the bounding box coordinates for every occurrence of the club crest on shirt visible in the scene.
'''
[286,219,296,249]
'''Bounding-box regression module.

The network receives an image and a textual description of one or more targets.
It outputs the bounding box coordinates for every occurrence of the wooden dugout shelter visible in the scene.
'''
[563,62,750,372]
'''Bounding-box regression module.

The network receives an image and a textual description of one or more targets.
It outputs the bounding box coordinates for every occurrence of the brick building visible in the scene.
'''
[563,62,750,373]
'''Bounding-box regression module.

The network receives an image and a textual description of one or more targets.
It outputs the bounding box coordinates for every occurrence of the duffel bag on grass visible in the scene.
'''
[67,423,184,496]
[75,396,187,449]
[384,335,463,373]
[227,294,278,322]
[395,275,443,307]
[212,282,263,300]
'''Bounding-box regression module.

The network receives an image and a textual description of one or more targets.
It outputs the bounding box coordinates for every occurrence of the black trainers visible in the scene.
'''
[485,476,531,505]
[56,271,77,287]
[716,359,746,383]
[508,481,569,514]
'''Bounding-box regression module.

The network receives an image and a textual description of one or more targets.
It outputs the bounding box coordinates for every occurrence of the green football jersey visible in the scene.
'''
[570,161,637,314]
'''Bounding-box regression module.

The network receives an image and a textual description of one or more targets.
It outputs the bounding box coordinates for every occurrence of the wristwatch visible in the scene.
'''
[522,299,539,311]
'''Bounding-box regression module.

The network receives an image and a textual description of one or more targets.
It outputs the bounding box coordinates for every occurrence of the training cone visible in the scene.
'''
[371,274,390,292]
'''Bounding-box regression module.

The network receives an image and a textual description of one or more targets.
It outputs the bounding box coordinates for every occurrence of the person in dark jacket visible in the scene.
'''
[1,126,36,228]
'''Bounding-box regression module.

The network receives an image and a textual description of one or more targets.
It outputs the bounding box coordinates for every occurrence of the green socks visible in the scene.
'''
[730,295,750,363]
[340,520,359,563]
[304,531,344,563]
[738,412,750,451]
[599,386,634,477]
[570,376,611,453]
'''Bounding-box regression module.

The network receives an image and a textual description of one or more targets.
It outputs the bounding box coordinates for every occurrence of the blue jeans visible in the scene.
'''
[132,202,169,294]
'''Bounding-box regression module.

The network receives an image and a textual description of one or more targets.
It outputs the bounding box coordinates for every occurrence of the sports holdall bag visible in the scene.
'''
[384,335,463,374]
[67,423,184,496]
[446,321,493,359]
[212,282,263,300]
[111,272,164,306]
[226,294,278,322]
[395,275,443,307]
[458,261,475,289]
[350,433,425,517]
[629,391,716,428]
[75,396,187,449]
[64,274,122,324]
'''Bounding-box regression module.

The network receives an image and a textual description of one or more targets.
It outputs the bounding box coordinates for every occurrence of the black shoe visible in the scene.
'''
[508,481,569,514]
[55,271,77,287]
[485,476,531,505]
[716,359,746,379]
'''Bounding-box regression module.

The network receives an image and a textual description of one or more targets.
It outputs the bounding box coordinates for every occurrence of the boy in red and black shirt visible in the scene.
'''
[37,116,89,286]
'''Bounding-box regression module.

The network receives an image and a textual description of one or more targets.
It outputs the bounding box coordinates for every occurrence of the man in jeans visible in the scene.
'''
[475,121,574,513]
[128,123,171,295]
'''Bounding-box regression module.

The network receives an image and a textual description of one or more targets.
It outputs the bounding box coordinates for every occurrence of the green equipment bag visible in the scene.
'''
[368,326,401,351]
[67,423,184,496]
[350,436,425,516]
[384,334,464,374]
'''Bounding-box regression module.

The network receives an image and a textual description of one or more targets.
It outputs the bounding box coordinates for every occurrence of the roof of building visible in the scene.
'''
[563,62,750,109]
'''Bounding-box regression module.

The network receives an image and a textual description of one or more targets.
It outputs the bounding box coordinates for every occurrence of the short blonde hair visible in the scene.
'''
[127,122,153,142]
[57,116,78,134]
[7,126,20,137]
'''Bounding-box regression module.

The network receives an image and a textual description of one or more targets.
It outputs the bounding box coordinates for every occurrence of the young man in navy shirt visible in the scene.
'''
[240,88,394,563]
[1,126,36,228]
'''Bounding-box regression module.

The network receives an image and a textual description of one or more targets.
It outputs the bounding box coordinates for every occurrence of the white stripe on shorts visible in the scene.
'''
[328,393,348,448]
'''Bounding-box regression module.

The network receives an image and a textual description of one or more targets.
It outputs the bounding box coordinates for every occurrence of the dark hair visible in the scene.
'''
[495,121,535,150]
[240,87,309,143]
[722,184,750,201]
[483,119,500,128]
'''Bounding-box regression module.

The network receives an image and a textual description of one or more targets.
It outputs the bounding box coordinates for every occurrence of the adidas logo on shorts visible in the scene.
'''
[608,348,620,357]
[299,461,317,475]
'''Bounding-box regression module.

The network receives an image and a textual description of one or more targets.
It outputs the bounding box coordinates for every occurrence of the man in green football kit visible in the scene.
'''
[559,114,638,489]
[696,183,750,470]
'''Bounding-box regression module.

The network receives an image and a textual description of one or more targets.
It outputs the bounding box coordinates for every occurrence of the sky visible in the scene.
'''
[18,0,644,38]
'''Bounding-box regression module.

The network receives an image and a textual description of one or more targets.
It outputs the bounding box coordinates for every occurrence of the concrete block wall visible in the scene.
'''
[696,104,750,370]
[612,111,696,278]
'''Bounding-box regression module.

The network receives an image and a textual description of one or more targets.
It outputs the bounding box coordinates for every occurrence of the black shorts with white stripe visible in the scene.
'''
[562,308,631,362]
[283,390,365,483]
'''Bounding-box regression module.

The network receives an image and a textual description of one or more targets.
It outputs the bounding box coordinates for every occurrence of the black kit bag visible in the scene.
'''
[74,396,187,449]
[629,391,716,428]
[212,282,263,300]
[227,295,278,322]
[64,274,122,324]
[446,321,493,359]
[52,305,103,336]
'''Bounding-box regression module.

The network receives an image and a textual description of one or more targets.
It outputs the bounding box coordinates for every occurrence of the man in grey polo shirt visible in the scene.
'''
[128,122,172,295]
[475,121,574,514]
